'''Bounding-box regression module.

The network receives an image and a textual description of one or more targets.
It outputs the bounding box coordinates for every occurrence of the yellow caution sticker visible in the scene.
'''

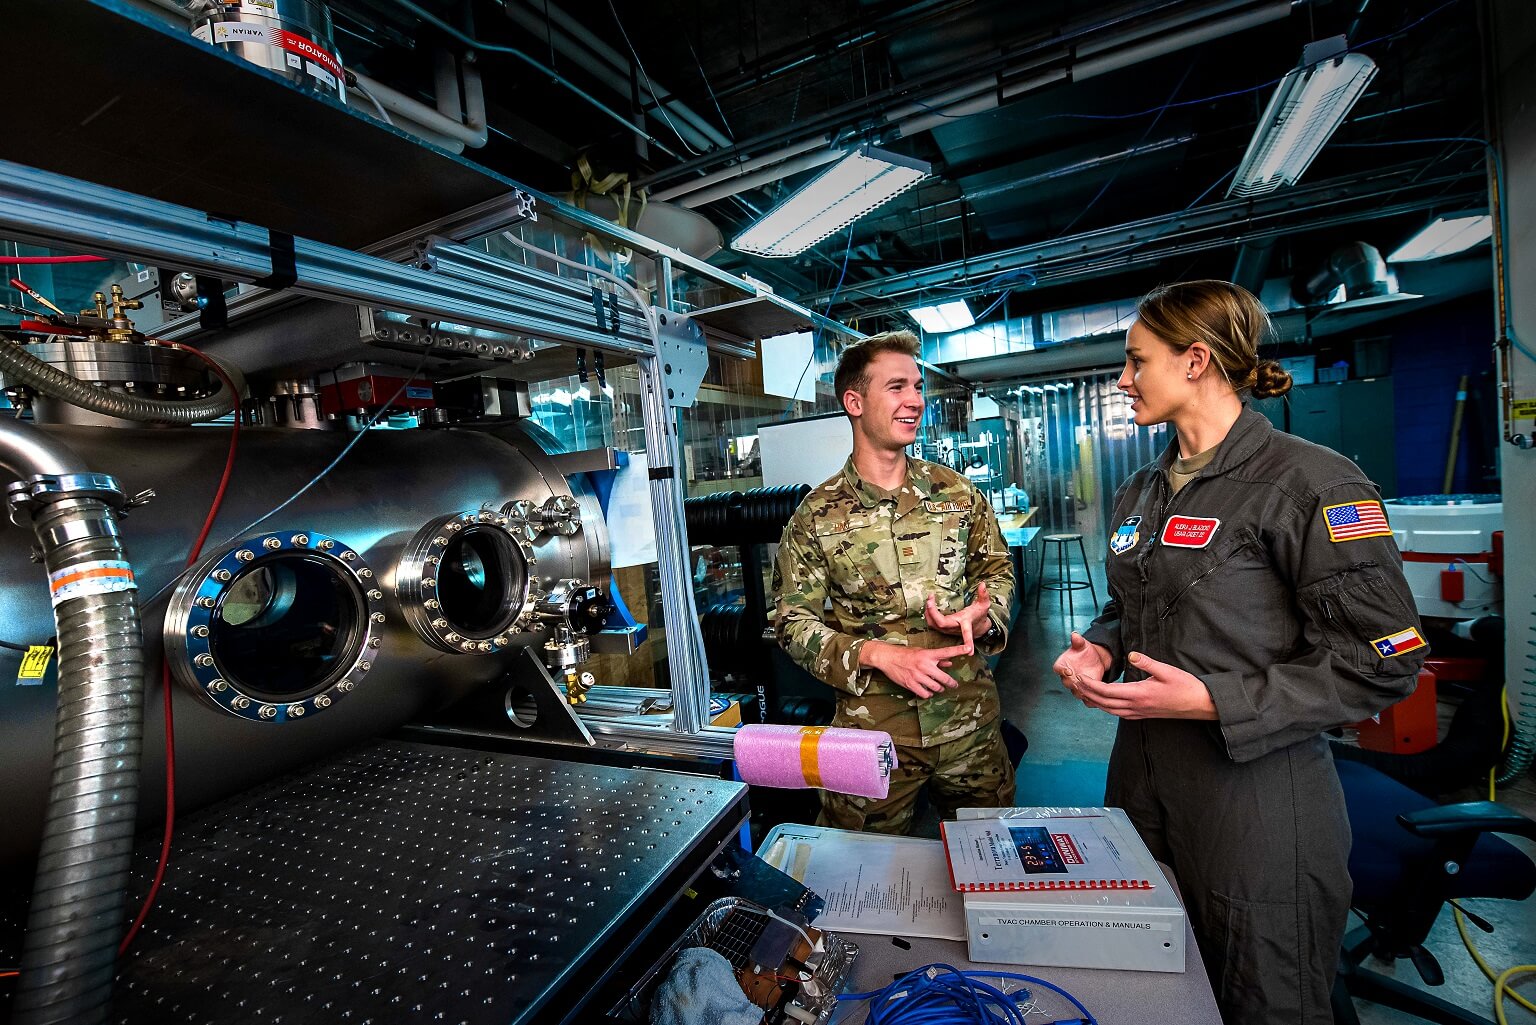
[18,645,53,683]
[1512,398,1536,420]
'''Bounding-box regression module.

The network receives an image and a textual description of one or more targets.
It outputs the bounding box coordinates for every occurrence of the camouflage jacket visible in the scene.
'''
[771,456,1016,747]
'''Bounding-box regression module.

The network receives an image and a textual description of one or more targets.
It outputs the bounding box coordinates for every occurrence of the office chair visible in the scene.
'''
[1332,758,1536,1025]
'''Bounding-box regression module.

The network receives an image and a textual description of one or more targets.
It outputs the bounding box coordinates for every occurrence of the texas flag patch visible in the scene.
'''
[1324,500,1392,543]
[1371,627,1427,659]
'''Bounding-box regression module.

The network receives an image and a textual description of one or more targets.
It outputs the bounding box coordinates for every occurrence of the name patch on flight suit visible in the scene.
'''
[1159,515,1221,548]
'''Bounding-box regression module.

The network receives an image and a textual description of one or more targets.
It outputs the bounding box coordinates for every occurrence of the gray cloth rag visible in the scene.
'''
[650,946,763,1025]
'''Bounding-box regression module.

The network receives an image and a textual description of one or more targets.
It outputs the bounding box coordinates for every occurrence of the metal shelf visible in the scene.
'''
[2,0,516,251]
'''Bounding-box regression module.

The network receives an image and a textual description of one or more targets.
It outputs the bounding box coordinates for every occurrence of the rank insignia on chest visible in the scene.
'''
[1160,515,1221,549]
[1109,515,1142,555]
[1323,500,1392,543]
[1371,627,1426,658]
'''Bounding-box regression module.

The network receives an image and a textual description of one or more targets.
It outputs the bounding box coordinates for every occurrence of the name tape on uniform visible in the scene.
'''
[1371,627,1426,659]
[1159,515,1220,549]
[1323,500,1392,543]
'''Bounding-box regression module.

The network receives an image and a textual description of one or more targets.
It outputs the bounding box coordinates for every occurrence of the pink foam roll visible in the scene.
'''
[733,724,895,800]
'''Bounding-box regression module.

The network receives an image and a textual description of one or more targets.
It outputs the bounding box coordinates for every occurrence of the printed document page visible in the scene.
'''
[760,825,965,941]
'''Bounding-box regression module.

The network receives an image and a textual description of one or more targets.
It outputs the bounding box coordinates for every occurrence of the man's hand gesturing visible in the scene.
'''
[860,639,972,699]
[924,581,994,653]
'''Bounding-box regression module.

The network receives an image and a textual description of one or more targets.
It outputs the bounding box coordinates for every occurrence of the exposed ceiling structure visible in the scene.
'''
[114,0,1503,348]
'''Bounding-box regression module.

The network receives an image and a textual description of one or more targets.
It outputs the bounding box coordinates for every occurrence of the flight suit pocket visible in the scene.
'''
[1157,528,1263,620]
[1300,566,1423,677]
[1202,890,1305,1023]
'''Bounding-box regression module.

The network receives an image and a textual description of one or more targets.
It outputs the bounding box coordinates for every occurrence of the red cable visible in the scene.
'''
[0,255,109,265]
[118,340,240,957]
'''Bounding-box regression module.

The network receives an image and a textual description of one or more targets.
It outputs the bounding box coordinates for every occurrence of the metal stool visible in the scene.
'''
[1034,533,1099,611]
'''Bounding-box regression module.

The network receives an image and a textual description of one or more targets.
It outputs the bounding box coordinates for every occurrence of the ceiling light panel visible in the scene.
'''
[1387,214,1493,262]
[909,300,975,333]
[732,145,931,258]
[1229,41,1377,199]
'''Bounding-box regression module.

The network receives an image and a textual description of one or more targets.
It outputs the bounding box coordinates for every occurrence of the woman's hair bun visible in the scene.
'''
[1252,359,1293,399]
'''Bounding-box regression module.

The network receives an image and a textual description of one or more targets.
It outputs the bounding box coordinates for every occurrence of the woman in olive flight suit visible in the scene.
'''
[1053,280,1426,1025]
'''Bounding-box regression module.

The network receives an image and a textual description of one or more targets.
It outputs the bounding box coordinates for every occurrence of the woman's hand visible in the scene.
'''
[1073,650,1219,721]
[1052,631,1113,706]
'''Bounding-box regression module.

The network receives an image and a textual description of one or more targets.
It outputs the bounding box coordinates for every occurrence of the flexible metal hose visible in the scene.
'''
[0,423,144,1025]
[0,339,243,424]
[1496,610,1536,784]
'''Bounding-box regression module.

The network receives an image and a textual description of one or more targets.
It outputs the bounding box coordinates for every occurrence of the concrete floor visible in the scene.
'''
[974,567,1536,1025]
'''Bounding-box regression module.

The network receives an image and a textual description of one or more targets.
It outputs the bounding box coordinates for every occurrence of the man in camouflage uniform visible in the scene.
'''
[772,330,1017,834]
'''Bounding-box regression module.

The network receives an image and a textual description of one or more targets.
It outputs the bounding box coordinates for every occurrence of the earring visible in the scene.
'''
[1186,372,1193,380]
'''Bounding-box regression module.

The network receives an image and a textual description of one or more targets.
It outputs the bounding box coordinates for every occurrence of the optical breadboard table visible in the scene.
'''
[107,740,747,1025]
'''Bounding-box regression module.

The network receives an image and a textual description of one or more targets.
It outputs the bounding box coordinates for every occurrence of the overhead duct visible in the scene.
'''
[1297,241,1404,306]
[1232,238,1276,293]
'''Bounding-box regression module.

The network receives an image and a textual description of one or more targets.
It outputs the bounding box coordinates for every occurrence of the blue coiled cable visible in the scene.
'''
[837,962,1097,1025]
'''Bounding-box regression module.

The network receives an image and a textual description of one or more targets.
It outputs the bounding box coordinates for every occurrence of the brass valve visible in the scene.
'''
[81,285,143,342]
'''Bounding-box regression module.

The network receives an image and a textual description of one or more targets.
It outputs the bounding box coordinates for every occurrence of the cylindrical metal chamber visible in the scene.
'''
[0,421,609,870]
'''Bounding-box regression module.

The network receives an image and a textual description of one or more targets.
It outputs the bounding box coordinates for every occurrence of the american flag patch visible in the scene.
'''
[1371,627,1427,659]
[1323,500,1392,542]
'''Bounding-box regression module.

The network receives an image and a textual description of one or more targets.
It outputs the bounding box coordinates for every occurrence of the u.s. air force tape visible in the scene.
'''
[48,560,137,607]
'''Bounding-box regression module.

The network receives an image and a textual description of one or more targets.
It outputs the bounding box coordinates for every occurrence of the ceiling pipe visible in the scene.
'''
[655,0,1290,207]
[353,66,487,147]
[713,0,977,102]
[674,148,850,209]
[135,0,493,150]
[797,165,1481,308]
[649,135,835,203]
[500,1,721,154]
[1072,0,1290,80]
[388,0,675,157]
[961,135,1198,204]
[502,0,730,151]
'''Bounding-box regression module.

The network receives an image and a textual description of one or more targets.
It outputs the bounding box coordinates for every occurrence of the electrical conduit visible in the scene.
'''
[2,423,144,1025]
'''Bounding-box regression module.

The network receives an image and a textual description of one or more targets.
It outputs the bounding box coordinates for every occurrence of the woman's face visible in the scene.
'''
[1117,321,1191,426]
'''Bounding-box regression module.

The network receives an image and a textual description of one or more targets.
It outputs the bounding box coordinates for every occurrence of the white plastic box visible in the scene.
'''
[955,807,1187,973]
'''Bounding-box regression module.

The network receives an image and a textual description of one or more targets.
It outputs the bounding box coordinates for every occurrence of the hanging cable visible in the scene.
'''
[119,338,241,957]
[606,0,703,155]
[781,227,855,419]
[137,347,433,619]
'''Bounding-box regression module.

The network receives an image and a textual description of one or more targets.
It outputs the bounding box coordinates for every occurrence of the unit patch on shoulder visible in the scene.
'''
[1159,515,1220,549]
[1371,627,1427,659]
[1109,515,1142,555]
[1323,500,1392,543]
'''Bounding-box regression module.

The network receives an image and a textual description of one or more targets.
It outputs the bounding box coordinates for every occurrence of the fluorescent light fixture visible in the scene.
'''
[1228,37,1377,199]
[1388,214,1493,262]
[909,300,975,334]
[732,144,930,258]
